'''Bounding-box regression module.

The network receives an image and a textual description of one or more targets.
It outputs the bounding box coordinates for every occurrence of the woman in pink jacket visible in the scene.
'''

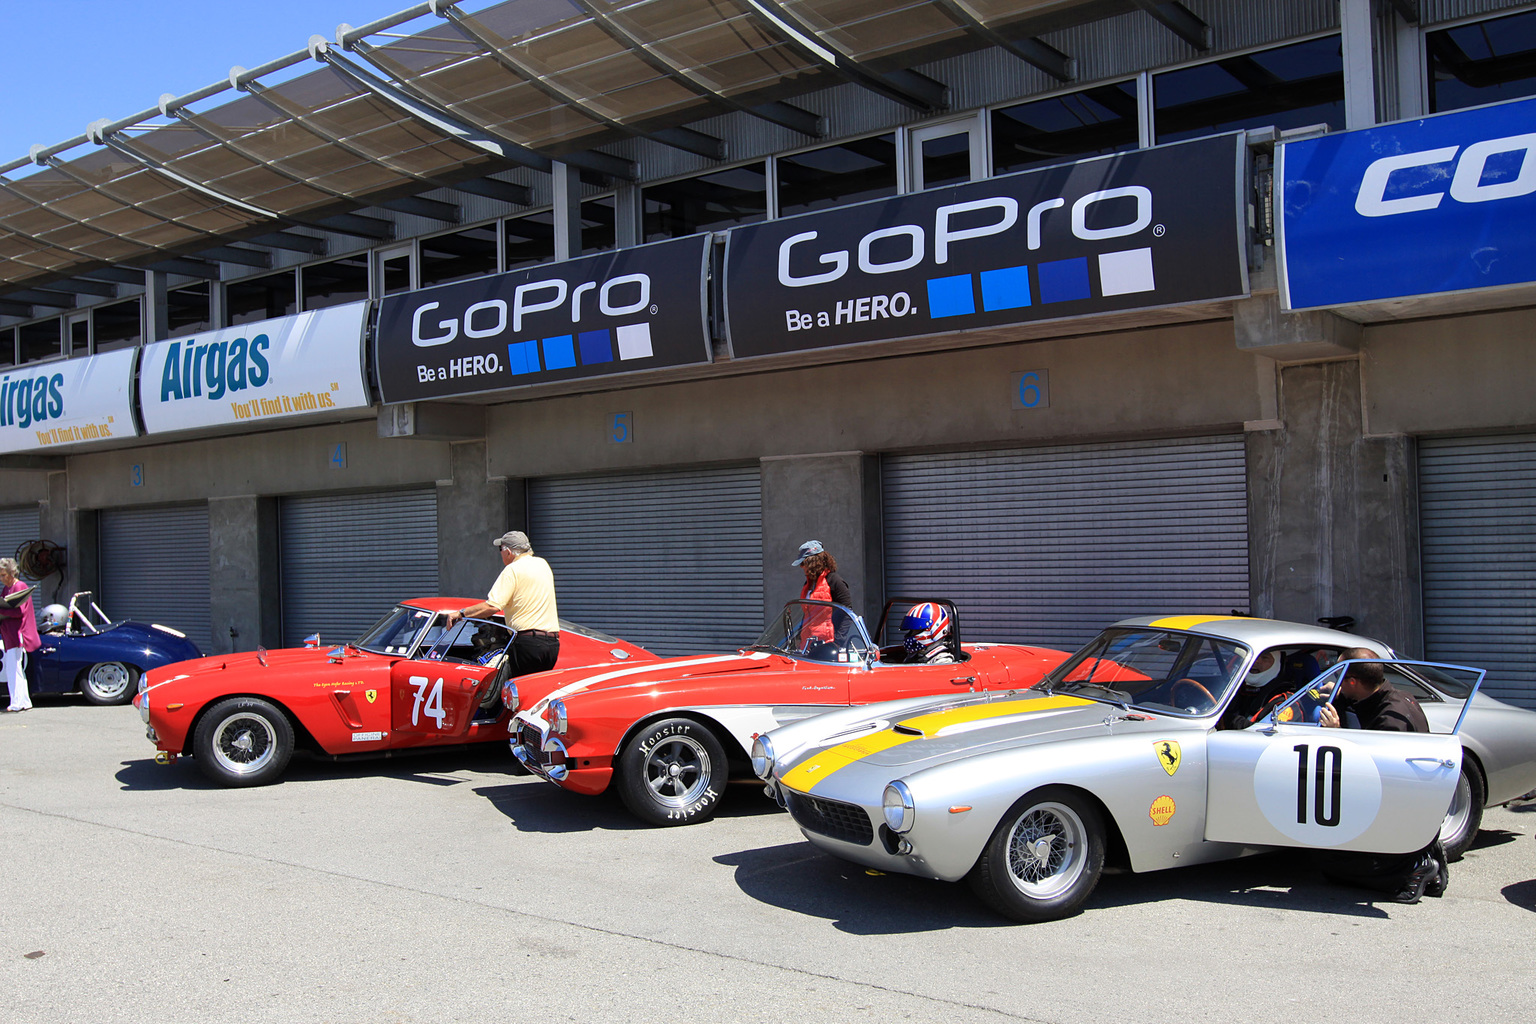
[0,557,40,712]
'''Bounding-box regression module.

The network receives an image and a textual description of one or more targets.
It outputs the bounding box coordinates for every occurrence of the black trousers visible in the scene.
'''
[509,633,560,677]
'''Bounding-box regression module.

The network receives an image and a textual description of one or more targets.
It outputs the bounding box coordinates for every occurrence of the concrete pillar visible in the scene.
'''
[1247,361,1421,654]
[68,508,99,605]
[552,162,582,261]
[208,496,280,653]
[436,441,511,601]
[760,452,883,626]
[143,270,169,342]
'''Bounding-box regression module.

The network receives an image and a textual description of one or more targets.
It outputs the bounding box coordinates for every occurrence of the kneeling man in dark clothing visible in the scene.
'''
[1315,648,1449,904]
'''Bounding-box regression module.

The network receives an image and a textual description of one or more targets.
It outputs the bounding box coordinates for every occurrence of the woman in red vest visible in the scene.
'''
[793,540,852,646]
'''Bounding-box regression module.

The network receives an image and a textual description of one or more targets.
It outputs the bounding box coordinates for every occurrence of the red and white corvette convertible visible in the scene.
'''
[509,599,1071,825]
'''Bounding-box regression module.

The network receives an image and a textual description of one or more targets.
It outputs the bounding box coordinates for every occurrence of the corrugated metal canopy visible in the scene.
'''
[0,0,1121,291]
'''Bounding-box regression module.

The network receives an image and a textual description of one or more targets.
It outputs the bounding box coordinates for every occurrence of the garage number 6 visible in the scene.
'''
[409,675,447,729]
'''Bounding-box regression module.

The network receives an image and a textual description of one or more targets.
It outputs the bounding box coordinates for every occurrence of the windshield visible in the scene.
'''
[355,605,435,655]
[749,600,872,664]
[1042,628,1247,716]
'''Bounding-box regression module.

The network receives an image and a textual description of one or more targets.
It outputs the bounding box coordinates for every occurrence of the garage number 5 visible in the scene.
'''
[409,675,447,729]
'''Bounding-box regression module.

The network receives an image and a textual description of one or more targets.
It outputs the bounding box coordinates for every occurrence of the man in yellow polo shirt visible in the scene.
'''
[447,531,560,676]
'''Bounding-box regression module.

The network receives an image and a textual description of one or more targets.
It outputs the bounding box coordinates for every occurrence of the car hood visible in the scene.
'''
[527,650,779,710]
[779,691,1129,788]
[146,645,384,686]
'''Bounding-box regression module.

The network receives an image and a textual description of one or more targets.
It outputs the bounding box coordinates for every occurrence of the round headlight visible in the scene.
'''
[750,734,775,779]
[136,691,150,724]
[883,780,915,834]
[501,679,520,713]
[549,699,568,735]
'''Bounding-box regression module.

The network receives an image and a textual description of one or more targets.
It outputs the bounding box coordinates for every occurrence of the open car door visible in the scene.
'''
[390,618,513,739]
[1204,660,1475,855]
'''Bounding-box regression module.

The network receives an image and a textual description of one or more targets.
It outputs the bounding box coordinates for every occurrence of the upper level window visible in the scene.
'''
[302,255,368,312]
[167,283,211,339]
[992,82,1139,175]
[92,297,142,351]
[643,163,767,242]
[228,271,297,326]
[420,224,498,288]
[18,320,61,364]
[581,195,616,255]
[908,114,985,191]
[1429,10,1536,113]
[0,328,15,368]
[504,211,556,271]
[777,135,897,217]
[1154,36,1345,143]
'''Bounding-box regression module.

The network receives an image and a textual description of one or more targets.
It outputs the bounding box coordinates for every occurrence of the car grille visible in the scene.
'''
[518,723,546,763]
[785,791,874,846]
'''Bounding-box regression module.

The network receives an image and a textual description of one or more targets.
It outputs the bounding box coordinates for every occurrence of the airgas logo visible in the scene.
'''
[0,371,64,429]
[158,335,271,402]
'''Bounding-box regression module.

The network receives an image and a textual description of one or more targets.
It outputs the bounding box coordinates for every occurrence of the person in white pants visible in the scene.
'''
[0,557,39,712]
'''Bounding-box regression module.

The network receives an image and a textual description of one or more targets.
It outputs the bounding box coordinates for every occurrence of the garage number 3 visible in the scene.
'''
[1252,736,1383,846]
[409,675,447,729]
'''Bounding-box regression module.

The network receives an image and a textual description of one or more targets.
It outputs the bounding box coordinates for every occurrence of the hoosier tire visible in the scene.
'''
[192,697,295,787]
[968,786,1106,923]
[617,717,729,827]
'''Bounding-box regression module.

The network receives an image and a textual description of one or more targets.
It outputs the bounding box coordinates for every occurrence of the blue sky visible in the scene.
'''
[0,0,483,171]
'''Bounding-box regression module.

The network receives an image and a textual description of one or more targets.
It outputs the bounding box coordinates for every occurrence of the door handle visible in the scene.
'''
[1406,756,1456,769]
[950,676,977,686]
[40,647,56,654]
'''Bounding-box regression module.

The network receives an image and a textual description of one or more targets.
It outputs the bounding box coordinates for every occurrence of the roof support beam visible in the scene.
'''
[426,4,724,159]
[0,300,34,318]
[4,289,75,308]
[95,132,280,220]
[148,258,221,280]
[244,231,328,255]
[569,0,822,136]
[740,0,948,113]
[37,278,117,298]
[934,0,1075,82]
[311,41,624,179]
[1387,0,1419,24]
[450,177,532,206]
[79,267,147,285]
[199,245,272,269]
[1133,2,1211,51]
[313,212,394,240]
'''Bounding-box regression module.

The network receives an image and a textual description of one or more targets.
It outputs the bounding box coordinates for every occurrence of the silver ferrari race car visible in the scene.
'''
[753,615,1536,923]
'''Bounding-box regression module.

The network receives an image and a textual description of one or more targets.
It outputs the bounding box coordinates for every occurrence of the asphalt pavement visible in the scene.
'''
[2,697,1534,1024]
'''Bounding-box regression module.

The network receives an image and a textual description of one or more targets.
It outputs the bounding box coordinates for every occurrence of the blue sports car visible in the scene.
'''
[17,592,202,705]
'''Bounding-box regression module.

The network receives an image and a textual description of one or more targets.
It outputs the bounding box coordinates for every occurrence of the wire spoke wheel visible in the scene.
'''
[970,786,1105,922]
[1005,801,1088,899]
[211,713,278,776]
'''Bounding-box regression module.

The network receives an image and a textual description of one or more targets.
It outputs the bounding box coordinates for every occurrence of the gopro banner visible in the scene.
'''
[139,302,370,434]
[723,133,1247,358]
[1280,95,1536,309]
[374,235,711,404]
[0,348,137,453]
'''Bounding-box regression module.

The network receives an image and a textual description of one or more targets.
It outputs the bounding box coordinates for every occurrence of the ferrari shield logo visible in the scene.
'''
[365,689,378,704]
[1154,740,1181,776]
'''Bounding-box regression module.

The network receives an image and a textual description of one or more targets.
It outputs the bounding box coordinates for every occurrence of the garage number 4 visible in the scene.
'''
[409,675,447,729]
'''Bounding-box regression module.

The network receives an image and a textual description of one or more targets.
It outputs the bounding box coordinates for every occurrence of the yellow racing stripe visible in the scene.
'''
[1148,614,1252,630]
[781,694,1092,794]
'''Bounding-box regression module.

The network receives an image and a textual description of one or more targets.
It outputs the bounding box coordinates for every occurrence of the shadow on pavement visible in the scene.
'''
[1466,828,1522,854]
[1500,878,1536,911]
[714,843,1398,933]
[115,745,528,791]
[475,777,781,833]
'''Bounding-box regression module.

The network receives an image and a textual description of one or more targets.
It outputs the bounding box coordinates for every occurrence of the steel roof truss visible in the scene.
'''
[1133,2,1211,51]
[934,0,1075,82]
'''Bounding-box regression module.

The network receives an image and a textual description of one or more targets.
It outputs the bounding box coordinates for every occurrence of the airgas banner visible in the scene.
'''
[374,234,711,404]
[0,348,137,453]
[723,133,1248,358]
[139,301,370,434]
[1279,95,1536,309]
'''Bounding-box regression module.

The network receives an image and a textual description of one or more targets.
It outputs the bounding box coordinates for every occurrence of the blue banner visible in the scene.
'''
[1280,96,1536,309]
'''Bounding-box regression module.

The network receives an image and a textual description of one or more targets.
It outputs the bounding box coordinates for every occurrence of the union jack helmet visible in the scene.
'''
[901,602,951,643]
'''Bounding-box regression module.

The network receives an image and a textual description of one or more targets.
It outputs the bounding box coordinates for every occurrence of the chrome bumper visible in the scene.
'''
[510,719,569,783]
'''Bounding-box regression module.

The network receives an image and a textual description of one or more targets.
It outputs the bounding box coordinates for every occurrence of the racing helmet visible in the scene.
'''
[901,602,951,645]
[39,603,67,630]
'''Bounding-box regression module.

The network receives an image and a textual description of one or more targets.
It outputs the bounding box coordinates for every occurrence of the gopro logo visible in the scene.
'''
[410,273,651,347]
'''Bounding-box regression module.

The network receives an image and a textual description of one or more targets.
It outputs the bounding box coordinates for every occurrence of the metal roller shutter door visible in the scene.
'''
[1420,433,1536,708]
[883,434,1249,653]
[99,505,212,651]
[280,490,438,649]
[0,505,40,563]
[528,466,763,656]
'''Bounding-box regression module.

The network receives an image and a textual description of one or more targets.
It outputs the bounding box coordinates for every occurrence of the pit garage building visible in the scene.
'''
[1,0,1533,706]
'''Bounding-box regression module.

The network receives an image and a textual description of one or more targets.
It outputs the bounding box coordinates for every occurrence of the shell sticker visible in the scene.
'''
[1154,739,1181,776]
[1149,795,1176,826]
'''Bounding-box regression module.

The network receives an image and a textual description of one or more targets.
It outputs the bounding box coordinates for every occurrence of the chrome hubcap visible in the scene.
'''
[212,713,276,775]
[643,736,711,807]
[1006,802,1087,900]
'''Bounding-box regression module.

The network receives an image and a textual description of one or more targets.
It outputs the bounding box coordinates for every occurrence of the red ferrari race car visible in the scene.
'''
[509,598,1071,826]
[134,598,653,786]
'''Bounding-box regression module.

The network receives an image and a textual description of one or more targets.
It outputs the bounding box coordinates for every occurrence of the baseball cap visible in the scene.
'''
[791,539,824,566]
[493,530,531,552]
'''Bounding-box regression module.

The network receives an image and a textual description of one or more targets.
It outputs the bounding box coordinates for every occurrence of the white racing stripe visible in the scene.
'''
[532,651,769,709]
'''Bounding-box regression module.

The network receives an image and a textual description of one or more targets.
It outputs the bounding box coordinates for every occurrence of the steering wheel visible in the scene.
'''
[1170,677,1216,709]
